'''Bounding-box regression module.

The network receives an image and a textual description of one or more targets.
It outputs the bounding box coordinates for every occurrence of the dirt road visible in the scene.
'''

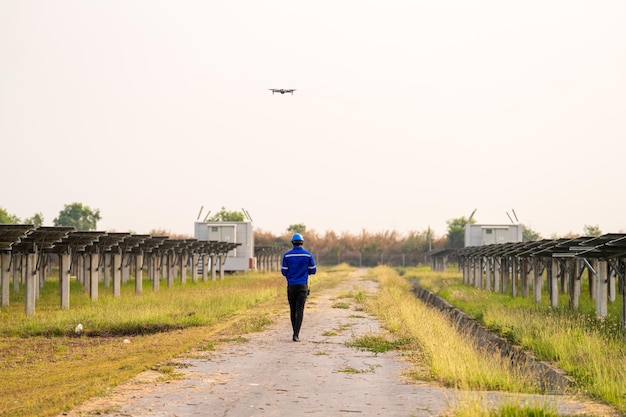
[63,269,617,417]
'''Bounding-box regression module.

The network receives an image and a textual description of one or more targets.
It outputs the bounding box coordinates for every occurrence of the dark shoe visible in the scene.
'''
[292,335,300,342]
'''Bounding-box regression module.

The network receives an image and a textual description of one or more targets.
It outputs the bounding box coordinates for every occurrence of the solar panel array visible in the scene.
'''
[0,225,240,315]
[254,245,289,272]
[454,234,626,331]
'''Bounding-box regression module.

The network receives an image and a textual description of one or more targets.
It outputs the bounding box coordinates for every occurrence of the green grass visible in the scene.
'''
[338,365,378,373]
[331,301,351,309]
[451,398,560,417]
[0,273,280,337]
[347,333,411,354]
[409,265,626,414]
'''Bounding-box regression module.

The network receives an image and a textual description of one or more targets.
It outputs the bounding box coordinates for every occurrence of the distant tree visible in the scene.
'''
[53,203,101,230]
[583,224,602,237]
[287,223,306,234]
[207,207,244,222]
[0,207,21,224]
[446,216,475,249]
[402,230,430,253]
[23,212,44,227]
[522,224,541,241]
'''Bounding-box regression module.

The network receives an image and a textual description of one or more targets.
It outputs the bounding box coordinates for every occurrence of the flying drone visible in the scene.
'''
[269,89,296,95]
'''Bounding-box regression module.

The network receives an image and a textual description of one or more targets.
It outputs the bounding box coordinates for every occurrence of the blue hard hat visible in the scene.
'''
[291,233,304,243]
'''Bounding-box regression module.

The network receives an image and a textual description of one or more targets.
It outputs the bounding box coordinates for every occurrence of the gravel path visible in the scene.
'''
[63,269,618,417]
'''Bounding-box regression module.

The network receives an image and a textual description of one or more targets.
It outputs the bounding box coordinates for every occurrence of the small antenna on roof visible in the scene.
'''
[197,206,204,221]
[506,211,515,224]
[468,208,477,222]
[242,208,254,223]
[203,211,211,222]
[512,209,520,223]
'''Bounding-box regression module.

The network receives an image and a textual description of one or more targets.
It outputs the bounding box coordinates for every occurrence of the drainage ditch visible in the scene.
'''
[411,281,575,393]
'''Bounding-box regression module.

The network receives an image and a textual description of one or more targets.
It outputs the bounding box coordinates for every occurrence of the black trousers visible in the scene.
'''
[287,284,308,337]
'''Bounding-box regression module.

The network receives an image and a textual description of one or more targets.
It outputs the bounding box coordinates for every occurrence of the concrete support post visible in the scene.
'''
[151,254,160,292]
[191,254,199,283]
[122,255,130,284]
[561,260,567,294]
[172,262,179,284]
[89,253,99,301]
[550,258,559,308]
[472,258,481,287]
[25,253,36,316]
[112,252,122,298]
[135,253,143,294]
[596,260,608,318]
[180,254,187,284]
[167,253,174,288]
[13,255,21,294]
[485,258,492,291]
[511,257,518,298]
[521,260,530,298]
[493,258,500,293]
[533,260,543,303]
[38,255,46,293]
[78,255,85,291]
[501,258,509,294]
[219,254,226,280]
[84,255,91,290]
[210,254,217,281]
[201,254,208,282]
[59,252,71,310]
[1,253,11,307]
[103,253,111,288]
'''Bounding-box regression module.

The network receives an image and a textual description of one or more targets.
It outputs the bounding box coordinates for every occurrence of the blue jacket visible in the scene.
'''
[281,246,316,286]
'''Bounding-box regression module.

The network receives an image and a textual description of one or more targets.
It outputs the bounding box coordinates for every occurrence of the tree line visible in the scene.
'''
[0,203,100,230]
[1,205,605,268]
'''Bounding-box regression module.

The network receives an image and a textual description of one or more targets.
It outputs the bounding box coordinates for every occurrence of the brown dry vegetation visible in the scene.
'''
[255,228,447,267]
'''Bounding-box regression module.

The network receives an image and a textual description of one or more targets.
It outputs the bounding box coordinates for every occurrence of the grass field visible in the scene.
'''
[363,266,541,394]
[403,265,626,414]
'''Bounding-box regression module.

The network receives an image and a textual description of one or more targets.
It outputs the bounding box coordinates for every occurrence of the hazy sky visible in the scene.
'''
[2,1,625,239]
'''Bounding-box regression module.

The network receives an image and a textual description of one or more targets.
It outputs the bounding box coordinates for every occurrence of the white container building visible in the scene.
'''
[194,221,255,272]
[464,224,523,247]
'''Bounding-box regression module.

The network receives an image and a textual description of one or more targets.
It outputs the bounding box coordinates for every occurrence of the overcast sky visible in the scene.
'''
[1,1,625,239]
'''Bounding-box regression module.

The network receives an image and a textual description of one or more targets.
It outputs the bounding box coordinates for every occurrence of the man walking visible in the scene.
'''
[281,233,316,342]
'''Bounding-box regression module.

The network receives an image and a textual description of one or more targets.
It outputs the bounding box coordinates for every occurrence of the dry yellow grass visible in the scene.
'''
[364,266,539,393]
